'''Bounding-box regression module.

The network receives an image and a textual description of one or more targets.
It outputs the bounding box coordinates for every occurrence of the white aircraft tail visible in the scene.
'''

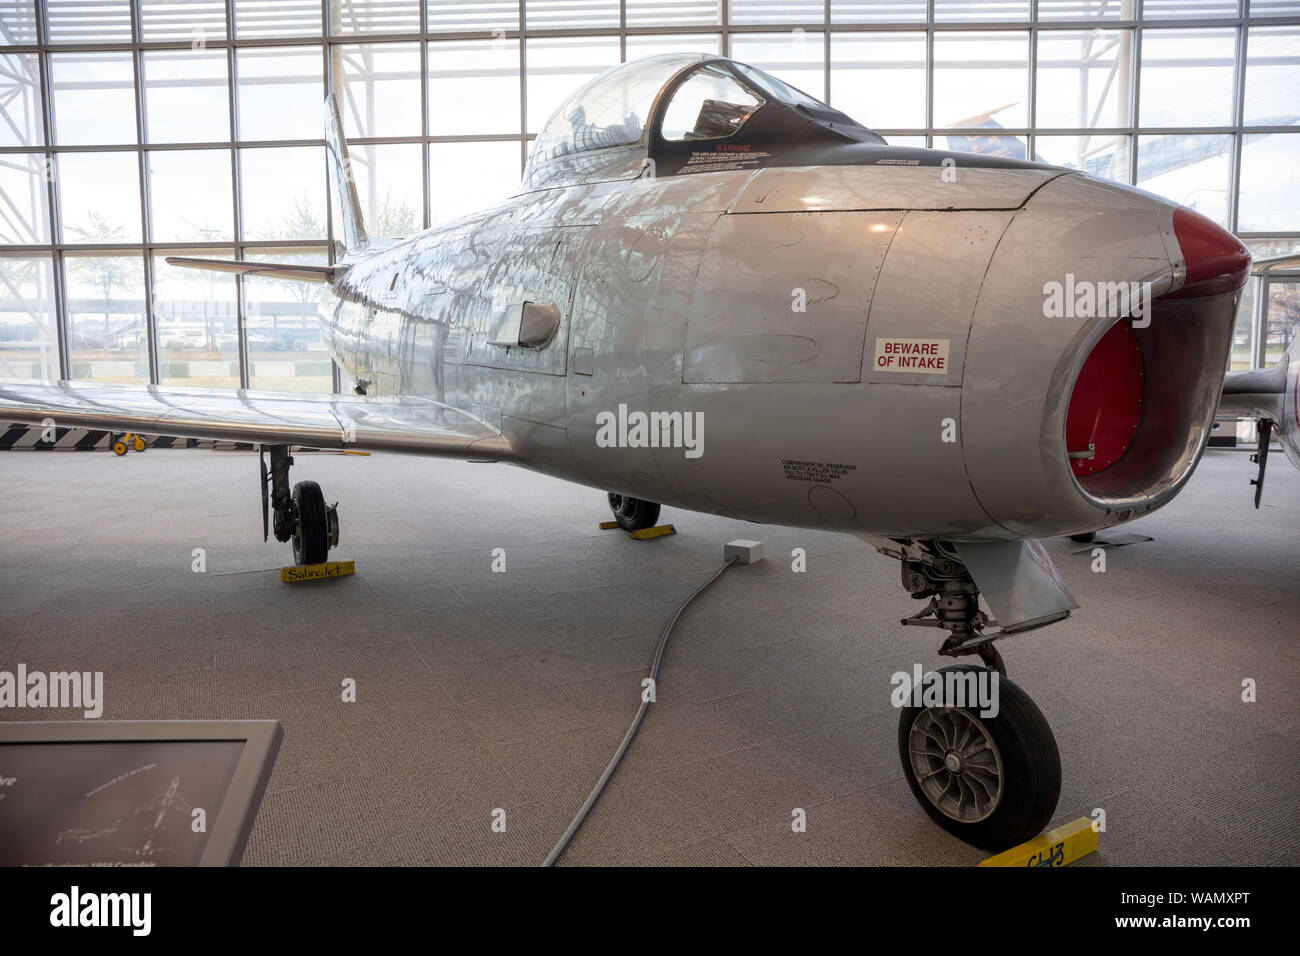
[325,94,368,257]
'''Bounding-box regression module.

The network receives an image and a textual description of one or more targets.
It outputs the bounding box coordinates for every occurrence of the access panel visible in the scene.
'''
[683,210,902,383]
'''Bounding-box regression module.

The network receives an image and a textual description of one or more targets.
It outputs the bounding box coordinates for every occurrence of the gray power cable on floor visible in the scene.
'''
[542,554,743,867]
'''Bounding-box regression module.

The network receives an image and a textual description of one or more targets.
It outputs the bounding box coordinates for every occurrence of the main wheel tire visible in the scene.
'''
[607,493,660,532]
[1070,531,1097,543]
[112,440,127,456]
[132,435,146,452]
[898,664,1061,852]
[292,480,330,565]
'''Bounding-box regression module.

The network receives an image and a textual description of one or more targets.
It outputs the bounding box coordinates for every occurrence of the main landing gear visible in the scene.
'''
[110,432,148,455]
[892,541,1061,851]
[261,445,339,565]
[607,493,660,532]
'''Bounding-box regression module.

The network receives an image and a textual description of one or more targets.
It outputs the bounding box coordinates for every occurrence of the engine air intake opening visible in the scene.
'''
[1066,291,1237,509]
[1066,320,1143,478]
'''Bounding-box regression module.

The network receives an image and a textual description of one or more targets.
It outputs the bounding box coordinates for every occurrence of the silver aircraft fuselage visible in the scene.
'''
[322,156,1241,543]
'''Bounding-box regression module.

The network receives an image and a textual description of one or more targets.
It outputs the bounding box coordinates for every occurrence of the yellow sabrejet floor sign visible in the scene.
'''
[281,560,355,583]
[979,817,1100,867]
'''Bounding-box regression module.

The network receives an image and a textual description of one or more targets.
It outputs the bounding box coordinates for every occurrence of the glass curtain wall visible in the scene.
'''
[0,0,1296,390]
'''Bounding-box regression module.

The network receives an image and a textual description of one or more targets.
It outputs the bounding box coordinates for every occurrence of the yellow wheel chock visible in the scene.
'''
[978,817,1100,867]
[598,521,677,540]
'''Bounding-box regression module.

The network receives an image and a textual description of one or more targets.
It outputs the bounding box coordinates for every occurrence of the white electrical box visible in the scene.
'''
[724,540,764,564]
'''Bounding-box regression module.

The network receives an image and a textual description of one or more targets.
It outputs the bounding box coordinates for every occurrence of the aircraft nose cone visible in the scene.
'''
[1168,206,1251,299]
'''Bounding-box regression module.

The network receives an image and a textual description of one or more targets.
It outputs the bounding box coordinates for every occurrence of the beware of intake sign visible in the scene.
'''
[873,337,950,372]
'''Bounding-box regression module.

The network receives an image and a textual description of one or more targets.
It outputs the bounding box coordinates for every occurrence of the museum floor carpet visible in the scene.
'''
[2,448,1297,866]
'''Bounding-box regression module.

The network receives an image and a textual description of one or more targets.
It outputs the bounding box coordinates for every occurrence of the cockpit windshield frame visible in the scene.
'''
[729,62,827,110]
[521,54,877,191]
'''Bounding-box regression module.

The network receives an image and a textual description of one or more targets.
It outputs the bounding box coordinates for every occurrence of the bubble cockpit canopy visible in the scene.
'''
[522,53,885,190]
[529,53,706,167]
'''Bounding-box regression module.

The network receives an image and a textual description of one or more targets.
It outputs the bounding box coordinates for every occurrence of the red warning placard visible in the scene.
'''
[873,337,950,372]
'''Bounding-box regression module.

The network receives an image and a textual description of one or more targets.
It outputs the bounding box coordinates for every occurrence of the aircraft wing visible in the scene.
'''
[1219,359,1287,421]
[1214,251,1300,503]
[0,379,514,459]
[163,257,343,284]
[1215,337,1300,505]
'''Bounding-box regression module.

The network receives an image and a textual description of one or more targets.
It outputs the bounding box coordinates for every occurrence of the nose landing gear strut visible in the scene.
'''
[886,539,1062,851]
[899,549,1006,676]
[260,445,339,566]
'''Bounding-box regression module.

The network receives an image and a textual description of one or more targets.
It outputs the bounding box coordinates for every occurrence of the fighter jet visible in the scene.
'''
[1216,255,1300,507]
[0,54,1252,851]
[128,776,190,859]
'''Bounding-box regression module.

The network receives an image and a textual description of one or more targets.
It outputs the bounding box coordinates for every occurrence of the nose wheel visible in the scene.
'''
[898,664,1060,851]
[261,445,340,566]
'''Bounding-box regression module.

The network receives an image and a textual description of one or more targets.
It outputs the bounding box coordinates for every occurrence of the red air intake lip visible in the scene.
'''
[1166,206,1251,299]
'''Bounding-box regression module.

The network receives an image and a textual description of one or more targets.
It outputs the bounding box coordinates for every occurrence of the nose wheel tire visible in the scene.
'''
[607,494,660,532]
[898,665,1061,851]
[291,480,337,565]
